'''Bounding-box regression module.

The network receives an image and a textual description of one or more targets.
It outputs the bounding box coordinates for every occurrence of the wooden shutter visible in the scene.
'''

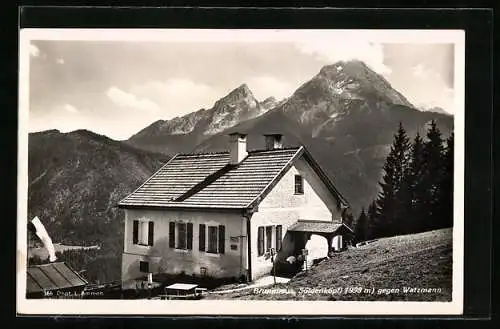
[218,225,225,254]
[187,223,193,250]
[148,221,154,246]
[169,222,175,248]
[276,225,282,251]
[199,224,206,251]
[132,220,139,244]
[257,226,264,256]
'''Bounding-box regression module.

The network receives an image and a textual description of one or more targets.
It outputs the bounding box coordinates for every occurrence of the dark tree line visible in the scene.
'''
[354,120,454,243]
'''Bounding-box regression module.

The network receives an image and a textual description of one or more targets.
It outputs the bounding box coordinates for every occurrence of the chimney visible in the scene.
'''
[228,132,248,164]
[264,134,283,150]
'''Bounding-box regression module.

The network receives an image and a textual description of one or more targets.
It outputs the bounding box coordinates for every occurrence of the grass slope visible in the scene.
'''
[208,228,453,301]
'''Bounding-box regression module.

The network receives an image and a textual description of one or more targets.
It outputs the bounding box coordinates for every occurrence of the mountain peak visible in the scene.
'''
[215,83,257,108]
[423,106,451,115]
[224,83,254,100]
[262,96,277,103]
[313,59,414,108]
[237,83,251,92]
[319,59,367,75]
[30,129,61,136]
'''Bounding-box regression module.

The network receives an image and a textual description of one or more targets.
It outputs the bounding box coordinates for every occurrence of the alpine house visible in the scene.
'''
[118,133,352,285]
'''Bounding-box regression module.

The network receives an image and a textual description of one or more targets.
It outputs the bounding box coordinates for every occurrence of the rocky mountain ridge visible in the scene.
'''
[127,84,275,155]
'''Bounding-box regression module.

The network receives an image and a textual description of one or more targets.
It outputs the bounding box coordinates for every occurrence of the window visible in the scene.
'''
[208,226,218,253]
[276,225,282,251]
[266,226,273,251]
[178,223,187,249]
[139,261,149,273]
[258,225,283,256]
[294,175,304,194]
[205,225,225,254]
[257,227,265,256]
[168,222,193,250]
[132,220,154,246]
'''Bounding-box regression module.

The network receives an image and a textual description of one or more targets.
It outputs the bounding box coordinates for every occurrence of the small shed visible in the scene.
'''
[26,262,88,299]
[287,220,354,253]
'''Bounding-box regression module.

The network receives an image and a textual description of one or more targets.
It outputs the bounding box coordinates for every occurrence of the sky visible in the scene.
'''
[26,30,457,140]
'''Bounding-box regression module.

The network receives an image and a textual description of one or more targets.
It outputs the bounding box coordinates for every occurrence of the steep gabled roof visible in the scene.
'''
[118,146,348,210]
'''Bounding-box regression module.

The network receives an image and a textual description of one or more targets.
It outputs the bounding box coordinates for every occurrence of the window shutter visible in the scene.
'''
[266,226,273,251]
[199,224,206,251]
[257,226,264,256]
[169,222,175,248]
[276,225,282,251]
[218,225,225,254]
[132,220,139,244]
[187,223,193,250]
[148,221,154,246]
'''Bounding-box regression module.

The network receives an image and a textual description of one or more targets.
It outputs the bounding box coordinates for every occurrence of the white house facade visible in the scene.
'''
[118,133,352,286]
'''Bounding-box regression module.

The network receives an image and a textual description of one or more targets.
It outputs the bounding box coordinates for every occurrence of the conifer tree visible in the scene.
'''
[354,208,369,243]
[367,200,378,240]
[406,132,426,233]
[421,120,445,230]
[437,132,454,228]
[375,122,411,237]
[345,212,355,230]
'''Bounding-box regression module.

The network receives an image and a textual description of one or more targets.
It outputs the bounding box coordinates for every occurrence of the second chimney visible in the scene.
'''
[264,134,283,150]
[229,132,248,164]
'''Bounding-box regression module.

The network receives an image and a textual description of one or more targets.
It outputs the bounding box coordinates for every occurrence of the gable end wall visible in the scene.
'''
[249,156,343,279]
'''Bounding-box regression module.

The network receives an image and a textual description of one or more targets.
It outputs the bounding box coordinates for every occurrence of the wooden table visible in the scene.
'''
[159,283,207,300]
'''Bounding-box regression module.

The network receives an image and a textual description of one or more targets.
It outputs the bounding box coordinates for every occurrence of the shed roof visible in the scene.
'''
[287,220,353,234]
[118,146,348,210]
[26,262,88,293]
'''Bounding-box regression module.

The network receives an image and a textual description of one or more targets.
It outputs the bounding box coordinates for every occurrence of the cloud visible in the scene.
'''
[295,41,392,75]
[106,86,160,113]
[405,63,455,113]
[411,63,441,79]
[131,78,216,117]
[29,103,155,141]
[412,64,425,77]
[30,44,40,57]
[421,86,454,114]
[246,76,296,100]
[63,104,79,114]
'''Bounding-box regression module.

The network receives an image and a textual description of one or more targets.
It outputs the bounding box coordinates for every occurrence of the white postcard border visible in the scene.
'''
[17,28,465,316]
